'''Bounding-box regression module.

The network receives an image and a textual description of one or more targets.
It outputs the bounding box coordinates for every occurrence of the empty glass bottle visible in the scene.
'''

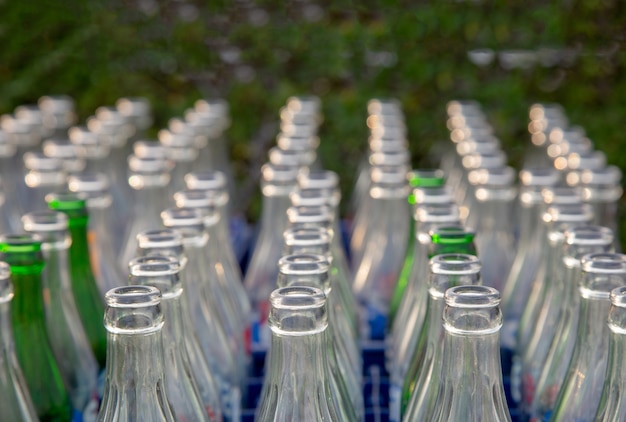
[0,261,39,422]
[21,152,67,218]
[135,229,224,421]
[428,285,511,422]
[158,128,198,195]
[0,234,72,421]
[97,285,176,422]
[46,192,107,369]
[244,163,298,351]
[594,285,626,421]
[549,253,626,421]
[398,253,482,422]
[129,256,216,421]
[22,211,100,420]
[528,225,614,419]
[42,138,86,175]
[255,286,357,421]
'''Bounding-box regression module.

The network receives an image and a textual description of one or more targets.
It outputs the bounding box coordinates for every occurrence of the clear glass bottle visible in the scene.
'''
[530,226,614,420]
[255,285,357,421]
[118,154,171,273]
[46,192,107,369]
[158,128,198,195]
[549,253,626,421]
[352,165,410,340]
[173,189,251,349]
[129,256,217,421]
[501,168,560,350]
[97,285,176,422]
[428,285,511,422]
[135,229,224,422]
[67,173,126,297]
[285,204,359,342]
[68,126,111,174]
[276,254,363,419]
[20,152,67,218]
[398,253,482,422]
[244,163,298,351]
[159,209,242,420]
[594,285,626,421]
[22,211,100,420]
[42,138,86,175]
[0,260,39,422]
[0,233,72,420]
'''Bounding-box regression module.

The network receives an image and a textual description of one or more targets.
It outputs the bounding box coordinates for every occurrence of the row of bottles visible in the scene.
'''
[0,93,625,421]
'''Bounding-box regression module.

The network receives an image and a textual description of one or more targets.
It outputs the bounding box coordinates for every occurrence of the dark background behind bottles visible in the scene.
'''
[1,0,625,239]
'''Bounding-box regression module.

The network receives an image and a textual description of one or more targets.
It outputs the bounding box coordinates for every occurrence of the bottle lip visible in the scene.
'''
[581,253,626,274]
[276,134,320,151]
[22,210,68,232]
[543,203,594,224]
[408,168,445,188]
[296,169,339,190]
[269,286,327,336]
[104,285,164,334]
[519,167,560,187]
[290,188,340,208]
[411,186,454,205]
[278,254,329,275]
[610,286,626,308]
[68,172,110,194]
[23,151,64,172]
[430,226,475,244]
[564,225,614,246]
[541,186,582,205]
[161,207,205,228]
[287,205,333,225]
[173,190,221,216]
[0,261,12,304]
[430,253,481,275]
[445,285,500,308]
[46,191,88,211]
[261,163,299,184]
[129,255,181,276]
[580,253,626,299]
[415,203,460,223]
[0,233,42,253]
[184,170,227,191]
[133,140,167,159]
[284,227,331,248]
[136,229,183,249]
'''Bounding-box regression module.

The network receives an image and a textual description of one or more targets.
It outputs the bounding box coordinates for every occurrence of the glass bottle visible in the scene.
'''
[68,126,111,174]
[0,233,72,420]
[387,202,460,390]
[129,256,216,421]
[285,204,359,341]
[42,138,86,175]
[428,285,511,422]
[97,285,176,422]
[549,253,626,421]
[158,128,198,195]
[594,285,626,421]
[46,192,107,369]
[0,132,21,231]
[38,95,77,138]
[244,163,298,351]
[352,165,410,340]
[67,173,126,297]
[134,229,225,422]
[276,254,363,419]
[255,286,357,421]
[398,253,482,422]
[22,211,100,420]
[173,189,251,347]
[20,152,67,218]
[0,261,39,422]
[530,226,614,420]
[118,154,171,272]
[501,168,560,350]
[159,209,242,420]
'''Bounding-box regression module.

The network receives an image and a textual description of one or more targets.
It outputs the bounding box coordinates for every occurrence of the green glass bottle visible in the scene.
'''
[0,233,72,421]
[46,191,107,368]
[387,169,446,325]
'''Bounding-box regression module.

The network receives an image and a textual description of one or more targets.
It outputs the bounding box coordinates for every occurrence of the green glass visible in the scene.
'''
[0,234,72,421]
[400,227,477,416]
[388,170,446,325]
[47,192,107,368]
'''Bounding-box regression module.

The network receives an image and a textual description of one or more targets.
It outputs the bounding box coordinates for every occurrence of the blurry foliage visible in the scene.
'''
[1,0,625,232]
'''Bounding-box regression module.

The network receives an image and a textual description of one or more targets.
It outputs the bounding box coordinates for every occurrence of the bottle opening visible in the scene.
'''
[269,286,327,336]
[104,285,164,335]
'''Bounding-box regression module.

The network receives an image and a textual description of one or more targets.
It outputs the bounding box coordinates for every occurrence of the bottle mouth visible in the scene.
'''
[46,191,88,211]
[541,186,582,205]
[443,285,502,335]
[129,256,182,300]
[23,152,64,172]
[430,226,475,244]
[408,168,445,188]
[287,205,333,225]
[104,285,164,335]
[519,167,559,187]
[161,207,205,228]
[290,188,340,208]
[172,191,220,226]
[543,203,594,224]
[261,163,299,184]
[278,254,329,275]
[565,225,614,246]
[184,171,227,191]
[0,261,13,304]
[414,204,460,224]
[136,229,183,249]
[284,227,331,249]
[580,253,626,299]
[296,169,338,190]
[22,210,68,232]
[269,286,327,336]
[0,233,42,253]
[430,253,481,275]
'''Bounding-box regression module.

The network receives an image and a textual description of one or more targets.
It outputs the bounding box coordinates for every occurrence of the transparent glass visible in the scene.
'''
[528,226,614,419]
[118,155,171,273]
[352,176,410,340]
[399,254,482,422]
[67,172,126,297]
[135,230,225,421]
[159,210,242,420]
[244,163,297,350]
[129,256,217,421]
[47,192,107,369]
[594,286,626,421]
[97,285,176,422]
[42,138,86,175]
[276,253,363,418]
[158,128,198,195]
[550,253,626,421]
[0,261,39,422]
[429,285,511,422]
[22,211,99,418]
[0,234,72,420]
[20,152,67,219]
[255,286,357,421]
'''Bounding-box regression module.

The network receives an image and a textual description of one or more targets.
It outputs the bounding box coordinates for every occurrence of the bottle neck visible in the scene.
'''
[474,197,513,231]
[259,192,292,240]
[572,293,612,364]
[517,201,544,248]
[159,294,185,348]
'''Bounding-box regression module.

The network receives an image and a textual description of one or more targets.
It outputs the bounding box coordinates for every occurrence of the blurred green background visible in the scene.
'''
[1,0,625,230]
